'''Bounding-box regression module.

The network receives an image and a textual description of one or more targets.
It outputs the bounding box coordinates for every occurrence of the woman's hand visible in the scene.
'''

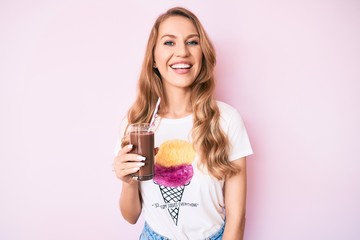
[113,143,146,184]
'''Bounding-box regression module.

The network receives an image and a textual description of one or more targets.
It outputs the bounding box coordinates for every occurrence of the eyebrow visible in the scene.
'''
[160,34,199,39]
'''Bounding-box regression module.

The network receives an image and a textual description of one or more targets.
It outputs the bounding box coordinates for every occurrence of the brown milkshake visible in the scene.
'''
[129,124,154,181]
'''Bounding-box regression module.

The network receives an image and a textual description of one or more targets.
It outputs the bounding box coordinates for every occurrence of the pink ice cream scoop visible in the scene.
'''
[154,164,193,187]
[153,139,195,187]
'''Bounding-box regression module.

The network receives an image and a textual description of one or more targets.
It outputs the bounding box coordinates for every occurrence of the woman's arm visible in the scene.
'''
[119,181,142,224]
[222,157,247,240]
[114,144,144,224]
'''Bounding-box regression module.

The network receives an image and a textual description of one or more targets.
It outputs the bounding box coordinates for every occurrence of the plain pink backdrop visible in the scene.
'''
[1,0,359,239]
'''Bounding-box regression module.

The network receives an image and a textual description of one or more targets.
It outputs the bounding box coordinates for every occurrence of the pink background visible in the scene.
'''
[1,0,359,239]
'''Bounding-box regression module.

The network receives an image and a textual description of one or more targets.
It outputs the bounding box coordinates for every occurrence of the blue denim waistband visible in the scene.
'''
[139,222,225,240]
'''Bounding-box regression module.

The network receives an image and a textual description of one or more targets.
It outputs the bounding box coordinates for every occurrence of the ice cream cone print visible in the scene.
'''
[158,184,185,225]
[154,140,195,225]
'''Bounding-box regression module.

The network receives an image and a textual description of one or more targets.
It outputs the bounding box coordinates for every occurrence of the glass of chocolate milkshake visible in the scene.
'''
[128,123,154,181]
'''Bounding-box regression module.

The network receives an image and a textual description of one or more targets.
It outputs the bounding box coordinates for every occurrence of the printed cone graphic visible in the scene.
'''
[154,140,196,225]
[158,184,185,225]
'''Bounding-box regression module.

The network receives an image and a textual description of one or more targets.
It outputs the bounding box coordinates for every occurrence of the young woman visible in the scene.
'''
[113,7,253,240]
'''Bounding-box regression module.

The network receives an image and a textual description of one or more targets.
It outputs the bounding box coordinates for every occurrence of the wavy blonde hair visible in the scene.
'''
[126,7,239,179]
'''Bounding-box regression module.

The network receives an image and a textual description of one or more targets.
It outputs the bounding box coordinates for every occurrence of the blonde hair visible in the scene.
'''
[126,7,239,179]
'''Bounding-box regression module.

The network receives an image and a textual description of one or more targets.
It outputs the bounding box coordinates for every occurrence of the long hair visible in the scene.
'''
[126,7,240,179]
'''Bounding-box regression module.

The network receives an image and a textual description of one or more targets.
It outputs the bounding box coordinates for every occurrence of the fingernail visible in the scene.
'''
[132,167,140,171]
[136,156,146,161]
[136,162,145,167]
[128,144,133,149]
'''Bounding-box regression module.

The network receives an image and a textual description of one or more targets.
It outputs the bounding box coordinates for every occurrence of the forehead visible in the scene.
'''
[158,16,198,36]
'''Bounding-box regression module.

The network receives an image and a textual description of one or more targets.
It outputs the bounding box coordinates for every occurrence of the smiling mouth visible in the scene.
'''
[170,63,192,69]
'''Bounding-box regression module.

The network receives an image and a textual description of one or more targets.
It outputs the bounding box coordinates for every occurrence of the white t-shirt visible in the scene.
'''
[115,101,253,239]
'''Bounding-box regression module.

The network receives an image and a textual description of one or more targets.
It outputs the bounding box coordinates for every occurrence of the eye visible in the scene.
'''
[187,40,199,46]
[164,41,174,46]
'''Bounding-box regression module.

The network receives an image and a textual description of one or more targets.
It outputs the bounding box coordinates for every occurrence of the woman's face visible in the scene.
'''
[154,16,203,91]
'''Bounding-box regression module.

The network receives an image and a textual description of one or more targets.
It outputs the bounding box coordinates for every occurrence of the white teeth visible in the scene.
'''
[171,63,191,69]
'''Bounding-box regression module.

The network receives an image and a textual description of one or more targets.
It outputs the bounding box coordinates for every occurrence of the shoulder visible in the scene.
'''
[216,100,239,119]
[216,100,245,131]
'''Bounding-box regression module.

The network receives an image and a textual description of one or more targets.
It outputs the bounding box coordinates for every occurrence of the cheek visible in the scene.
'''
[154,54,168,68]
[154,45,172,63]
[195,53,203,69]
[195,49,203,63]
[153,51,159,64]
[153,46,162,64]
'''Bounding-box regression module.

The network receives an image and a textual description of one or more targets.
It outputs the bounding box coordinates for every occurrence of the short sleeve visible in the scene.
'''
[227,110,253,160]
[218,101,253,161]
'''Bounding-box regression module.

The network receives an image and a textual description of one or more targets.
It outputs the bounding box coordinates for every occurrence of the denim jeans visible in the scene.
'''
[139,222,225,240]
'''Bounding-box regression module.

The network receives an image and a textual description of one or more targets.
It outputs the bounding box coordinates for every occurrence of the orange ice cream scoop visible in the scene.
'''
[155,139,195,167]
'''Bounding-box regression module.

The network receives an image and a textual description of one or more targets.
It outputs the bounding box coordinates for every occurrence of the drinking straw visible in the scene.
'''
[148,97,161,132]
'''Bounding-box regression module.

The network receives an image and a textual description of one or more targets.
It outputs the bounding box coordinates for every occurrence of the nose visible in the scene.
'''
[175,43,189,57]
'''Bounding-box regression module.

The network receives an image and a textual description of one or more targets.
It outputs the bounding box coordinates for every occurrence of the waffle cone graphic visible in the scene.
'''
[158,184,185,225]
[154,140,196,225]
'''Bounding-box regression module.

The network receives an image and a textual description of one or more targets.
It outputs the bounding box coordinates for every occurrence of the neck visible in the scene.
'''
[161,89,192,119]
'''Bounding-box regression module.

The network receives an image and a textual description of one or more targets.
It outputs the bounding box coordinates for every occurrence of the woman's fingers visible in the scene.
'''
[116,144,146,162]
[113,161,140,182]
[119,153,146,163]
[119,144,133,155]
[114,160,145,170]
[154,147,159,156]
[115,162,144,179]
[121,135,130,148]
[113,144,146,182]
